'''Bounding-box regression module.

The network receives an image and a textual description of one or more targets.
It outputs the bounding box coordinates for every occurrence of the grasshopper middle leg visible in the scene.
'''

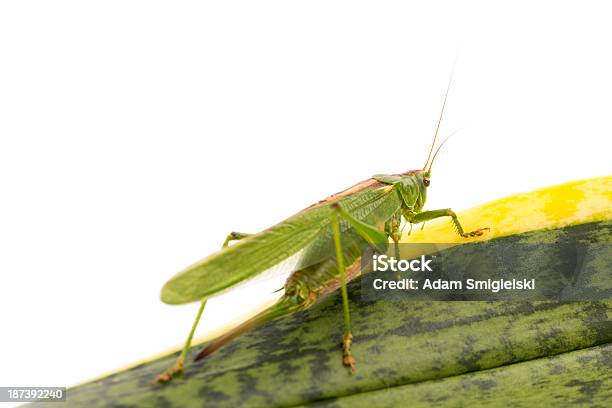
[330,207,354,371]
[330,203,390,372]
[153,231,251,384]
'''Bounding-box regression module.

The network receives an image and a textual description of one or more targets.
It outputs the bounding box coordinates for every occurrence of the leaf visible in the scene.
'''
[407,176,612,243]
[53,177,612,407]
[313,344,612,407]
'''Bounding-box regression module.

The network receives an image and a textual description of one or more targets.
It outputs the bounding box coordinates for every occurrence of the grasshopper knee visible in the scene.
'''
[223,231,251,247]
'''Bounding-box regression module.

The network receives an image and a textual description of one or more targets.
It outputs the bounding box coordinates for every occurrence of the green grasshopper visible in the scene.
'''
[154,85,489,384]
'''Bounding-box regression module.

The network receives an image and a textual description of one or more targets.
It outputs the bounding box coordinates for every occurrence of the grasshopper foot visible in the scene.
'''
[342,334,356,372]
[462,227,490,238]
[152,358,184,384]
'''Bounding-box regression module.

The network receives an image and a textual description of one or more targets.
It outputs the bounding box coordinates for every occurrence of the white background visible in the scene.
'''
[0,0,610,400]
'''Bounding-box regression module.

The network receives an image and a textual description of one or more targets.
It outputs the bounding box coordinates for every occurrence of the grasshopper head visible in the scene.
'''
[399,169,431,188]
[399,169,430,212]
[422,171,431,187]
[405,169,431,187]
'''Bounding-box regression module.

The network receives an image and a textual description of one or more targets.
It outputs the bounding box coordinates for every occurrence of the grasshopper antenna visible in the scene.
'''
[423,63,456,171]
[427,129,459,174]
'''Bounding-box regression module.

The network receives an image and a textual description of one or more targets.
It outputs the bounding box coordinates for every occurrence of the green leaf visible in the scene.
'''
[58,221,611,408]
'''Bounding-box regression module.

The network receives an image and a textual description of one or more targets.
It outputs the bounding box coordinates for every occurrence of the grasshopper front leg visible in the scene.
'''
[408,209,489,237]
[153,231,251,384]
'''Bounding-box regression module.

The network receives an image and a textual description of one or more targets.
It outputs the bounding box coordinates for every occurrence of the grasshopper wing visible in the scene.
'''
[161,181,400,304]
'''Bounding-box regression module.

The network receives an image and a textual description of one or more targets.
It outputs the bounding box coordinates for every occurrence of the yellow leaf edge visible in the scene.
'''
[405,176,612,244]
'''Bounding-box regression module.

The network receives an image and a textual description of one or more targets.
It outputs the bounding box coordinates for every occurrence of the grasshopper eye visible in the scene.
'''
[423,177,430,187]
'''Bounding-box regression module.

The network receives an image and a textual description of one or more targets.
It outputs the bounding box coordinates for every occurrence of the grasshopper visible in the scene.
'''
[154,83,489,383]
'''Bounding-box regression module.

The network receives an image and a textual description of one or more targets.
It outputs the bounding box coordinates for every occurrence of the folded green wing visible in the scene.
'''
[161,184,400,304]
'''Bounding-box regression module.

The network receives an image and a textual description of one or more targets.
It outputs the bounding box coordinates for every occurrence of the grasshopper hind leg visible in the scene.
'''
[153,300,207,384]
[153,231,251,384]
